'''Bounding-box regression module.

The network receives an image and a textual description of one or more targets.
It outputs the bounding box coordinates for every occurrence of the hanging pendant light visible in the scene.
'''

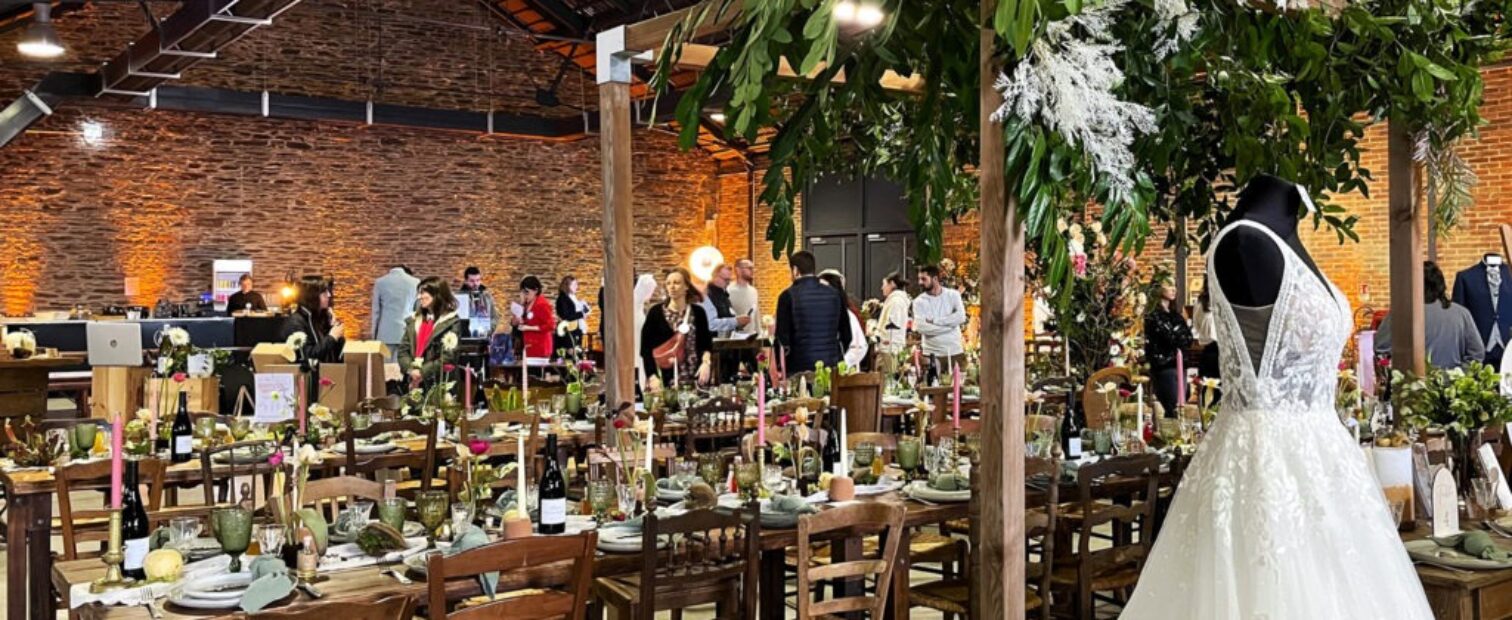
[17,3,64,59]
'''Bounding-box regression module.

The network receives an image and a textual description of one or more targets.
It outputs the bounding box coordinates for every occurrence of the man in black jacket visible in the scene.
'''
[776,251,851,373]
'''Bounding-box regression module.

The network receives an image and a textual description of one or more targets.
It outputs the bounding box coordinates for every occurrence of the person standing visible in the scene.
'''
[874,272,912,361]
[819,270,869,370]
[1377,261,1485,370]
[700,264,752,336]
[640,267,714,388]
[398,277,463,388]
[912,265,966,373]
[1144,279,1195,417]
[776,251,851,373]
[226,274,267,314]
[281,275,345,363]
[728,259,761,336]
[554,275,592,354]
[457,266,501,339]
[512,276,556,360]
[371,266,419,360]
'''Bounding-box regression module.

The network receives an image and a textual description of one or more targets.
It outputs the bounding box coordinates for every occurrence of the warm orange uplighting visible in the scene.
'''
[281,285,295,300]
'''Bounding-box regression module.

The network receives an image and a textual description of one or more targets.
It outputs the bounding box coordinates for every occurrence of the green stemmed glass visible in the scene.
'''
[896,437,922,480]
[588,479,615,524]
[210,506,253,572]
[736,461,762,502]
[416,491,449,539]
[71,424,98,460]
[698,453,724,487]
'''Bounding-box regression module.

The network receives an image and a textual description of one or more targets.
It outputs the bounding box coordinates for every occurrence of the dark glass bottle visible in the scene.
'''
[537,434,566,534]
[171,391,193,463]
[1063,407,1083,459]
[121,460,151,580]
[822,409,842,473]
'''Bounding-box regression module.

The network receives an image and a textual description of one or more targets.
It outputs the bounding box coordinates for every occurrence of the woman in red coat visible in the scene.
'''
[512,275,557,360]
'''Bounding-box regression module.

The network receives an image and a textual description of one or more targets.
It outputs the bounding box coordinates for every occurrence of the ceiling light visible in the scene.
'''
[855,4,885,27]
[833,0,858,22]
[689,246,725,282]
[16,3,64,59]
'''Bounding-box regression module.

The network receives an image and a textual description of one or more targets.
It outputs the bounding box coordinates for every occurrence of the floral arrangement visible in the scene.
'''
[1196,377,1221,430]
[3,329,37,359]
[1391,362,1512,440]
[2,417,64,466]
[400,365,460,423]
[768,407,818,477]
[1042,215,1152,382]
[452,438,512,508]
[268,442,329,553]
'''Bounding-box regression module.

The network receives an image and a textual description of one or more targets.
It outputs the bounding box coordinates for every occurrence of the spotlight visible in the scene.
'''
[281,285,295,300]
[16,3,64,59]
[689,246,725,283]
[79,121,103,146]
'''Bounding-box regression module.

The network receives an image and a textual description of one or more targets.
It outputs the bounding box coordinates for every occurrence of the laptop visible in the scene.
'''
[87,322,144,367]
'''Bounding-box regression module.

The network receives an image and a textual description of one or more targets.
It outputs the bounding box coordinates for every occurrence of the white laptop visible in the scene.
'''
[87,322,144,367]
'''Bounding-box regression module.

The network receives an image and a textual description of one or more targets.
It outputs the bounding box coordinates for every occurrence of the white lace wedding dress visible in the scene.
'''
[1122,220,1432,619]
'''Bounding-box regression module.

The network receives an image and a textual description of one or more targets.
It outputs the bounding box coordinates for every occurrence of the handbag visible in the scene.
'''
[652,333,685,370]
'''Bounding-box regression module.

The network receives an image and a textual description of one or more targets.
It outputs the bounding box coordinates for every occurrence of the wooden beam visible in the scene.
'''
[600,80,636,412]
[975,0,1025,618]
[623,0,741,52]
[655,43,925,93]
[1388,121,1425,375]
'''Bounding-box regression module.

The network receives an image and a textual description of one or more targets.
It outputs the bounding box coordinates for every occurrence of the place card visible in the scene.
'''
[1478,443,1512,509]
[187,352,213,378]
[1432,467,1460,538]
[253,373,297,423]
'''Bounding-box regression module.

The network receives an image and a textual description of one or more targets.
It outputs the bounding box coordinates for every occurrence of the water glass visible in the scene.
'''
[377,498,407,531]
[673,459,698,485]
[256,524,286,557]
[450,502,475,533]
[351,412,372,431]
[72,424,99,459]
[552,395,568,415]
[896,437,921,477]
[589,479,615,522]
[231,418,252,441]
[1474,478,1499,518]
[736,462,762,501]
[194,417,217,442]
[762,463,785,494]
[853,442,877,468]
[349,499,375,523]
[616,482,638,517]
[168,516,202,547]
[210,506,253,572]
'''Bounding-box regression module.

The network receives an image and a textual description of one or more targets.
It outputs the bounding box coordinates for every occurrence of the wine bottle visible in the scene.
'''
[537,433,566,534]
[121,459,151,580]
[1063,408,1083,459]
[171,391,193,463]
[822,412,841,474]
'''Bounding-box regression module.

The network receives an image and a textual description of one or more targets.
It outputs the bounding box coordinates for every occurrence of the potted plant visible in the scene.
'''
[1392,362,1512,490]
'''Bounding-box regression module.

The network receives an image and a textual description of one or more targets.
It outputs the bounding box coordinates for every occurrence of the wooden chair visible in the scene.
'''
[426,532,597,620]
[249,593,416,620]
[772,397,826,417]
[832,372,883,433]
[458,410,541,485]
[794,502,907,619]
[57,458,168,560]
[199,439,280,508]
[683,396,747,456]
[593,506,760,619]
[448,434,546,505]
[1051,453,1160,619]
[340,411,438,492]
[299,475,386,524]
[1080,367,1133,430]
[911,456,1058,619]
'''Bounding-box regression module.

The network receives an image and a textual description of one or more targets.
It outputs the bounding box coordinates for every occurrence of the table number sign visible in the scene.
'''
[253,373,298,423]
[1432,466,1460,538]
[1478,443,1512,509]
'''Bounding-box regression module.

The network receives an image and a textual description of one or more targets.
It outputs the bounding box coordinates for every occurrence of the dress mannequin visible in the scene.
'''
[1212,174,1331,369]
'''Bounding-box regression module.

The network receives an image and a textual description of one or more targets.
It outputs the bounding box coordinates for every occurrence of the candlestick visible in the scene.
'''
[837,407,848,477]
[757,372,767,447]
[110,413,123,509]
[516,433,527,494]
[89,511,132,593]
[1136,385,1145,433]
[1175,350,1186,405]
[464,366,473,412]
[951,360,962,429]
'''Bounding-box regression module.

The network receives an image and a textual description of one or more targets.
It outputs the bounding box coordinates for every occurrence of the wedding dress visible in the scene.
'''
[1121,220,1432,619]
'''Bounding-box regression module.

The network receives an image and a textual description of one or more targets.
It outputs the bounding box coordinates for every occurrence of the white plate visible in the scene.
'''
[904,480,971,502]
[170,537,223,560]
[854,480,906,497]
[180,572,253,601]
[168,592,242,610]
[597,527,646,553]
[354,441,397,454]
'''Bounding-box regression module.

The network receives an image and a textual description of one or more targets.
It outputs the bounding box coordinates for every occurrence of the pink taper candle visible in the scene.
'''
[757,372,767,447]
[110,413,124,509]
[952,361,962,428]
[1176,349,1186,405]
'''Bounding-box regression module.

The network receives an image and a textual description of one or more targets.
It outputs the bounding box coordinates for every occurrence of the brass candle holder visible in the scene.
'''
[90,511,135,593]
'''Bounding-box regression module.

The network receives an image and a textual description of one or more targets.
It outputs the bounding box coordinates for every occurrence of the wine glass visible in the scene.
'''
[72,423,99,460]
[698,453,724,487]
[736,461,762,502]
[211,506,253,572]
[896,437,921,480]
[762,463,785,495]
[589,479,615,523]
[416,491,449,539]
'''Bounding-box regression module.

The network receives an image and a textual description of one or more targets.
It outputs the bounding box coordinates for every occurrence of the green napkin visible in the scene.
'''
[767,495,818,515]
[148,526,170,551]
[239,555,296,613]
[929,473,969,492]
[447,524,497,598]
[494,489,518,514]
[1434,531,1512,561]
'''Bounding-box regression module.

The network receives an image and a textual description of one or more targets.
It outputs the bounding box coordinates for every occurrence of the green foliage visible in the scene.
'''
[1391,362,1512,438]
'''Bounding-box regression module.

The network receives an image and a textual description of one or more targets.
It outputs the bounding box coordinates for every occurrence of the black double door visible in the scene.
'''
[804,174,917,302]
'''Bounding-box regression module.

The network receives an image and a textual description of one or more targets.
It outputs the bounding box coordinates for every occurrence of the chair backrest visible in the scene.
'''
[199,439,281,508]
[300,475,386,524]
[1025,456,1059,620]
[342,413,438,489]
[57,458,168,560]
[459,410,541,481]
[449,433,546,504]
[795,502,906,619]
[916,386,955,427]
[250,593,416,620]
[771,397,825,416]
[683,396,746,455]
[832,372,883,433]
[426,531,597,620]
[1072,454,1160,568]
[636,506,761,620]
[927,420,982,444]
[1080,366,1133,430]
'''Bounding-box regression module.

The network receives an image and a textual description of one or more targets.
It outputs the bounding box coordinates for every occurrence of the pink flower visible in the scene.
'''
[172,372,187,383]
[319,377,335,387]
[1071,253,1089,278]
[777,414,793,427]
[443,364,457,373]
[1117,388,1132,399]
[756,352,768,364]
[577,360,595,372]
[268,452,284,467]
[613,418,627,429]
[468,438,491,456]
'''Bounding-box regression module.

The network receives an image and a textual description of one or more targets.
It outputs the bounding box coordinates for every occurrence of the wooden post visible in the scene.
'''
[974,1,1026,618]
[1388,121,1424,375]
[598,31,636,412]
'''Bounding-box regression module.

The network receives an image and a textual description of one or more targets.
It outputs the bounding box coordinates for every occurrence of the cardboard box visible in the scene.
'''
[318,363,361,412]
[91,366,153,418]
[250,342,298,373]
[146,376,220,413]
[341,341,390,402]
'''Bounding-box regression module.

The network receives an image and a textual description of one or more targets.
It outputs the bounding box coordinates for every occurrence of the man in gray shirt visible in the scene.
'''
[1376,261,1485,370]
[371,265,419,360]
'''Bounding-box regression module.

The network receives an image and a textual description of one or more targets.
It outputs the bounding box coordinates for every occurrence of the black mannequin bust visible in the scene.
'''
[1212,174,1330,308]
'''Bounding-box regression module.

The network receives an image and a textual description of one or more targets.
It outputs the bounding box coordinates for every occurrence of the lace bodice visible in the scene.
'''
[1207,220,1352,413]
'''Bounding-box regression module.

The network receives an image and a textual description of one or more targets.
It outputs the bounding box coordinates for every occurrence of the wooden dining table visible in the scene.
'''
[56,495,969,620]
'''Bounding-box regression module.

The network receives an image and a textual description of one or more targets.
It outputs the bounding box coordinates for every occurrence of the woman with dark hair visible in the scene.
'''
[398,276,463,388]
[511,275,557,360]
[639,267,713,388]
[1376,261,1484,369]
[875,271,912,360]
[819,269,869,370]
[280,275,345,363]
[1143,277,1195,417]
[554,275,591,354]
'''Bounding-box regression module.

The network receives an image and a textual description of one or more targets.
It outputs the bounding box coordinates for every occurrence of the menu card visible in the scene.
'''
[1431,467,1460,538]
